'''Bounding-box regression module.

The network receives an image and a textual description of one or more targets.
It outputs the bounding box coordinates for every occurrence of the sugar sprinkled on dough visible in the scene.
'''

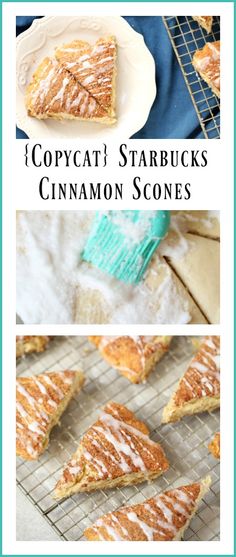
[16,211,208,324]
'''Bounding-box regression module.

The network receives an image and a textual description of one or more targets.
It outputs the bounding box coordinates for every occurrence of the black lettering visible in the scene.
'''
[39,176,49,199]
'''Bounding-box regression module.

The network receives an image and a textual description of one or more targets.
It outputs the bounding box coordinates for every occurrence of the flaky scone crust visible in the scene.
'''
[16,370,84,460]
[89,336,172,383]
[54,401,169,499]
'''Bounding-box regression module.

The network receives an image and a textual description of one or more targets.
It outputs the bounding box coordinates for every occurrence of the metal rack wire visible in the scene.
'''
[163,16,220,139]
[16,336,220,541]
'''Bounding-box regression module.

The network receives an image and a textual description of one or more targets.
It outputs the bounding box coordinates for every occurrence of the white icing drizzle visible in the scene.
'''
[42,374,64,399]
[126,511,156,540]
[66,405,163,482]
[181,336,220,398]
[91,486,197,540]
[16,372,74,458]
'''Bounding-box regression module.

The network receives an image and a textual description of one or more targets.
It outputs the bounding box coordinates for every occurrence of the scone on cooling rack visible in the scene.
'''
[54,401,169,500]
[84,476,211,540]
[209,432,220,459]
[192,16,213,33]
[16,370,84,460]
[16,335,52,359]
[192,41,220,97]
[162,336,220,423]
[89,336,172,383]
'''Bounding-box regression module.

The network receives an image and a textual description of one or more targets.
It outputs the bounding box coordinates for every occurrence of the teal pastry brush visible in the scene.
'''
[81,210,170,285]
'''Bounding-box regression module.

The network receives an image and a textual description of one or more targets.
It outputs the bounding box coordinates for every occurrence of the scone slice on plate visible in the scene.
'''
[25,57,108,122]
[162,336,220,423]
[55,36,117,121]
[89,336,172,383]
[16,335,52,359]
[192,41,220,97]
[54,401,169,499]
[84,476,211,540]
[209,432,220,459]
[192,16,213,33]
[16,370,84,460]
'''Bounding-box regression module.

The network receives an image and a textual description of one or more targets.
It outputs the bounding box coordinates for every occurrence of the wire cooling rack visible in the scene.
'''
[16,336,220,541]
[163,16,220,139]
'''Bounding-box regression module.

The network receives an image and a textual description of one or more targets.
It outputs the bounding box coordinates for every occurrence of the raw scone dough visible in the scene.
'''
[16,211,219,324]
[167,233,220,324]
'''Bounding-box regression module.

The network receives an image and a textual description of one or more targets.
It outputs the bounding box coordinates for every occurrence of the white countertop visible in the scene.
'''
[16,487,60,541]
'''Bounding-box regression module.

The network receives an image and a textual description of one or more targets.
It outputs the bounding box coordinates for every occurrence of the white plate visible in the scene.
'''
[16,16,156,139]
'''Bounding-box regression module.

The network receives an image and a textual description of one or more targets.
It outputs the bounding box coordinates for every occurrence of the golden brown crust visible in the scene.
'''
[25,36,117,124]
[55,36,117,118]
[16,336,52,359]
[162,336,220,423]
[25,56,109,121]
[192,41,220,97]
[84,476,211,540]
[54,401,169,499]
[16,370,84,460]
[208,432,220,459]
[192,16,213,33]
[89,336,172,383]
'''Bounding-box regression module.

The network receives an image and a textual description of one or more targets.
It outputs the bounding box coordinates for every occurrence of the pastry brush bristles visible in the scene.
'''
[82,211,170,284]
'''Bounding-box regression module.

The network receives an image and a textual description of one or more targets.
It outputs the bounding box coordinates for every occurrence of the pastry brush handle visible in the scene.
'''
[151,210,170,238]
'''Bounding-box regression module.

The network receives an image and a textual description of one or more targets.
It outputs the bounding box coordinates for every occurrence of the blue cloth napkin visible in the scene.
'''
[16,15,204,139]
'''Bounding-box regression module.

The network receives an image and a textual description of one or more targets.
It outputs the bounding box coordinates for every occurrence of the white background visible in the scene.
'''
[2,1,234,555]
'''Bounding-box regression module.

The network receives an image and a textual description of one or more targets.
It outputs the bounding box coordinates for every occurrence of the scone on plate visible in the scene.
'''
[192,41,220,97]
[54,401,169,499]
[89,336,172,383]
[16,370,84,460]
[192,16,213,33]
[55,36,117,121]
[25,57,109,122]
[16,335,52,359]
[208,432,220,459]
[162,336,220,423]
[84,476,211,540]
[26,36,117,124]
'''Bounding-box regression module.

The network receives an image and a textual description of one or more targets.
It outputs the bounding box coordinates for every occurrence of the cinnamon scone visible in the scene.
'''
[84,476,211,540]
[55,36,117,120]
[192,41,220,97]
[208,432,220,459]
[16,370,84,460]
[192,16,213,33]
[162,336,220,423]
[16,335,52,359]
[25,56,109,122]
[89,336,172,383]
[54,401,169,499]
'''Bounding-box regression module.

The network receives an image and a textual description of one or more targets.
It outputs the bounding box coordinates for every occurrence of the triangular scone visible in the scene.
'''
[16,335,52,359]
[162,336,220,423]
[55,36,117,120]
[192,41,220,98]
[89,336,172,383]
[16,370,84,460]
[209,432,220,459]
[192,16,213,33]
[25,57,108,121]
[84,476,211,540]
[54,401,169,499]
